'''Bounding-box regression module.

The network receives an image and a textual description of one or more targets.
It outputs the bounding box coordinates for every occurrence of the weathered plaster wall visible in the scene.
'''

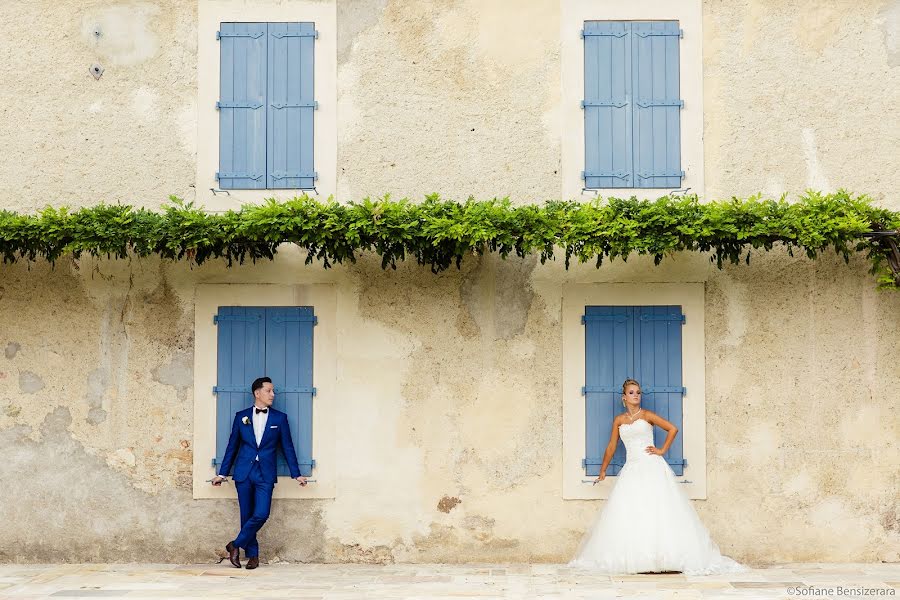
[0,250,898,563]
[0,1,197,212]
[0,0,898,563]
[703,0,900,205]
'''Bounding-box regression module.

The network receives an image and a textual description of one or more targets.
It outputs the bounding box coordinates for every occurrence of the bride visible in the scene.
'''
[569,378,748,575]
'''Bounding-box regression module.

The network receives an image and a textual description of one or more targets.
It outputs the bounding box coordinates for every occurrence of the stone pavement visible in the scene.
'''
[0,563,896,599]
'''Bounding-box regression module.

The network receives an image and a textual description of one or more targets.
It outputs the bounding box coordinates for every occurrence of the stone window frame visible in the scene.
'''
[192,284,336,499]
[196,0,337,209]
[562,283,708,500]
[560,0,704,200]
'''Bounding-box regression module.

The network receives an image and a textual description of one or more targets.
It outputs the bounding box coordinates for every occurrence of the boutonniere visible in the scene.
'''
[242,416,250,425]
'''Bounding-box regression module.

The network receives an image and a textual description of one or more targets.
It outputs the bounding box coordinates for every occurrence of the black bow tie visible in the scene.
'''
[255,408,268,414]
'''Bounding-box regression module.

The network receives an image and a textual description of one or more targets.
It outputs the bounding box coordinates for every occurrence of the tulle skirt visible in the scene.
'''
[569,454,748,575]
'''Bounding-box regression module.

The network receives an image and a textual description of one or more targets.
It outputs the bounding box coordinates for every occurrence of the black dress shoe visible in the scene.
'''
[246,557,259,570]
[226,541,241,568]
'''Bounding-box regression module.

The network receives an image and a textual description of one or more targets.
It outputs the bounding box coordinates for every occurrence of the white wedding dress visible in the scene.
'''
[569,419,748,575]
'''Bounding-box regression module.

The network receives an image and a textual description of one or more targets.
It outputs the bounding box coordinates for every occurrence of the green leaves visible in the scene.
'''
[0,191,896,290]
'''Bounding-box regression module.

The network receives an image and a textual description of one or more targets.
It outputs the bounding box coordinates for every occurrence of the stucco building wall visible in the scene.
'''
[0,0,898,563]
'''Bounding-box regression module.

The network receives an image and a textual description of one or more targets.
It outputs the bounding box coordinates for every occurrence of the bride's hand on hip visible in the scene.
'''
[645,445,664,455]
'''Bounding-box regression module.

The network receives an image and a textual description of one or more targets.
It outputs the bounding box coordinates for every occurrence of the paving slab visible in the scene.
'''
[0,563,895,599]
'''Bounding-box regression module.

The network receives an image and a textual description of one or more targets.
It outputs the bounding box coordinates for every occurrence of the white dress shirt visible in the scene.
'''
[252,406,269,447]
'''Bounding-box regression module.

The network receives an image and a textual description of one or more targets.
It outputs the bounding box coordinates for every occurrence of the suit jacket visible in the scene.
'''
[218,407,302,484]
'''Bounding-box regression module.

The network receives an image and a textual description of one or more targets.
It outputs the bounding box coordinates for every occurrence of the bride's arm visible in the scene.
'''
[596,417,622,481]
[644,411,679,455]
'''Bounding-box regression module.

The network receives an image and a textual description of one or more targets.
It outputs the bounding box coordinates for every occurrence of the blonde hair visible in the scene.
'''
[621,378,641,408]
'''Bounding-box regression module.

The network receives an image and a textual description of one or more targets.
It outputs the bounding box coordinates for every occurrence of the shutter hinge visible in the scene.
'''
[635,99,684,108]
[636,170,685,180]
[270,101,318,109]
[270,171,318,181]
[271,31,318,39]
[582,100,628,108]
[216,172,264,181]
[314,315,319,326]
[216,101,264,110]
[582,170,630,180]
[217,31,264,40]
[211,458,218,466]
[312,387,317,397]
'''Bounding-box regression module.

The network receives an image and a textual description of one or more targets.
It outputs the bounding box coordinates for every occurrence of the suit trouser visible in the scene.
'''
[233,461,274,558]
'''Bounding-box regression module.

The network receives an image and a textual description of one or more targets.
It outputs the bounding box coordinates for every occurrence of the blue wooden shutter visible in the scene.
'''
[634,305,685,475]
[582,21,632,189]
[217,23,268,189]
[214,307,266,472]
[264,307,316,477]
[582,306,631,476]
[631,21,683,189]
[267,22,317,190]
[583,305,686,476]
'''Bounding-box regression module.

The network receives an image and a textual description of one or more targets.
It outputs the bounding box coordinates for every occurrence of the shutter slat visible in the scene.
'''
[218,23,267,190]
[267,22,316,190]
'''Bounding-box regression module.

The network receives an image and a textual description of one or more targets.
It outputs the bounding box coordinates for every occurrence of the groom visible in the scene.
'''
[212,376,308,569]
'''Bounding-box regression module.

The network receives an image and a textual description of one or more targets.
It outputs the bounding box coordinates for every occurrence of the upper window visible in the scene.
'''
[216,22,317,190]
[582,305,686,477]
[213,306,316,477]
[582,20,683,190]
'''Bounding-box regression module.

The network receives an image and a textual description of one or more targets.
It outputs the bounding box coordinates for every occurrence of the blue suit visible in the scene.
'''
[218,407,301,558]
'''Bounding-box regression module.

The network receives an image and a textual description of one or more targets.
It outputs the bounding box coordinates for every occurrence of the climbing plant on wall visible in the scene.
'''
[0,191,897,289]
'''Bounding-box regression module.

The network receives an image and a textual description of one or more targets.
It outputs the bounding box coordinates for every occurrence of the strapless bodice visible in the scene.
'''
[618,419,656,463]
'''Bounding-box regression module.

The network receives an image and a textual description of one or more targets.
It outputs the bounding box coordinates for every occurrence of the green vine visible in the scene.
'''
[0,191,898,289]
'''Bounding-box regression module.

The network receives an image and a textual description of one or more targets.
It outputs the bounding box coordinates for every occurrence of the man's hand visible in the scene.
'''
[593,471,606,485]
[211,475,225,486]
[296,476,308,487]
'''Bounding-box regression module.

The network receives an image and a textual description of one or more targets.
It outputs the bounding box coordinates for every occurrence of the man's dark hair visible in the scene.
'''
[251,377,272,395]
